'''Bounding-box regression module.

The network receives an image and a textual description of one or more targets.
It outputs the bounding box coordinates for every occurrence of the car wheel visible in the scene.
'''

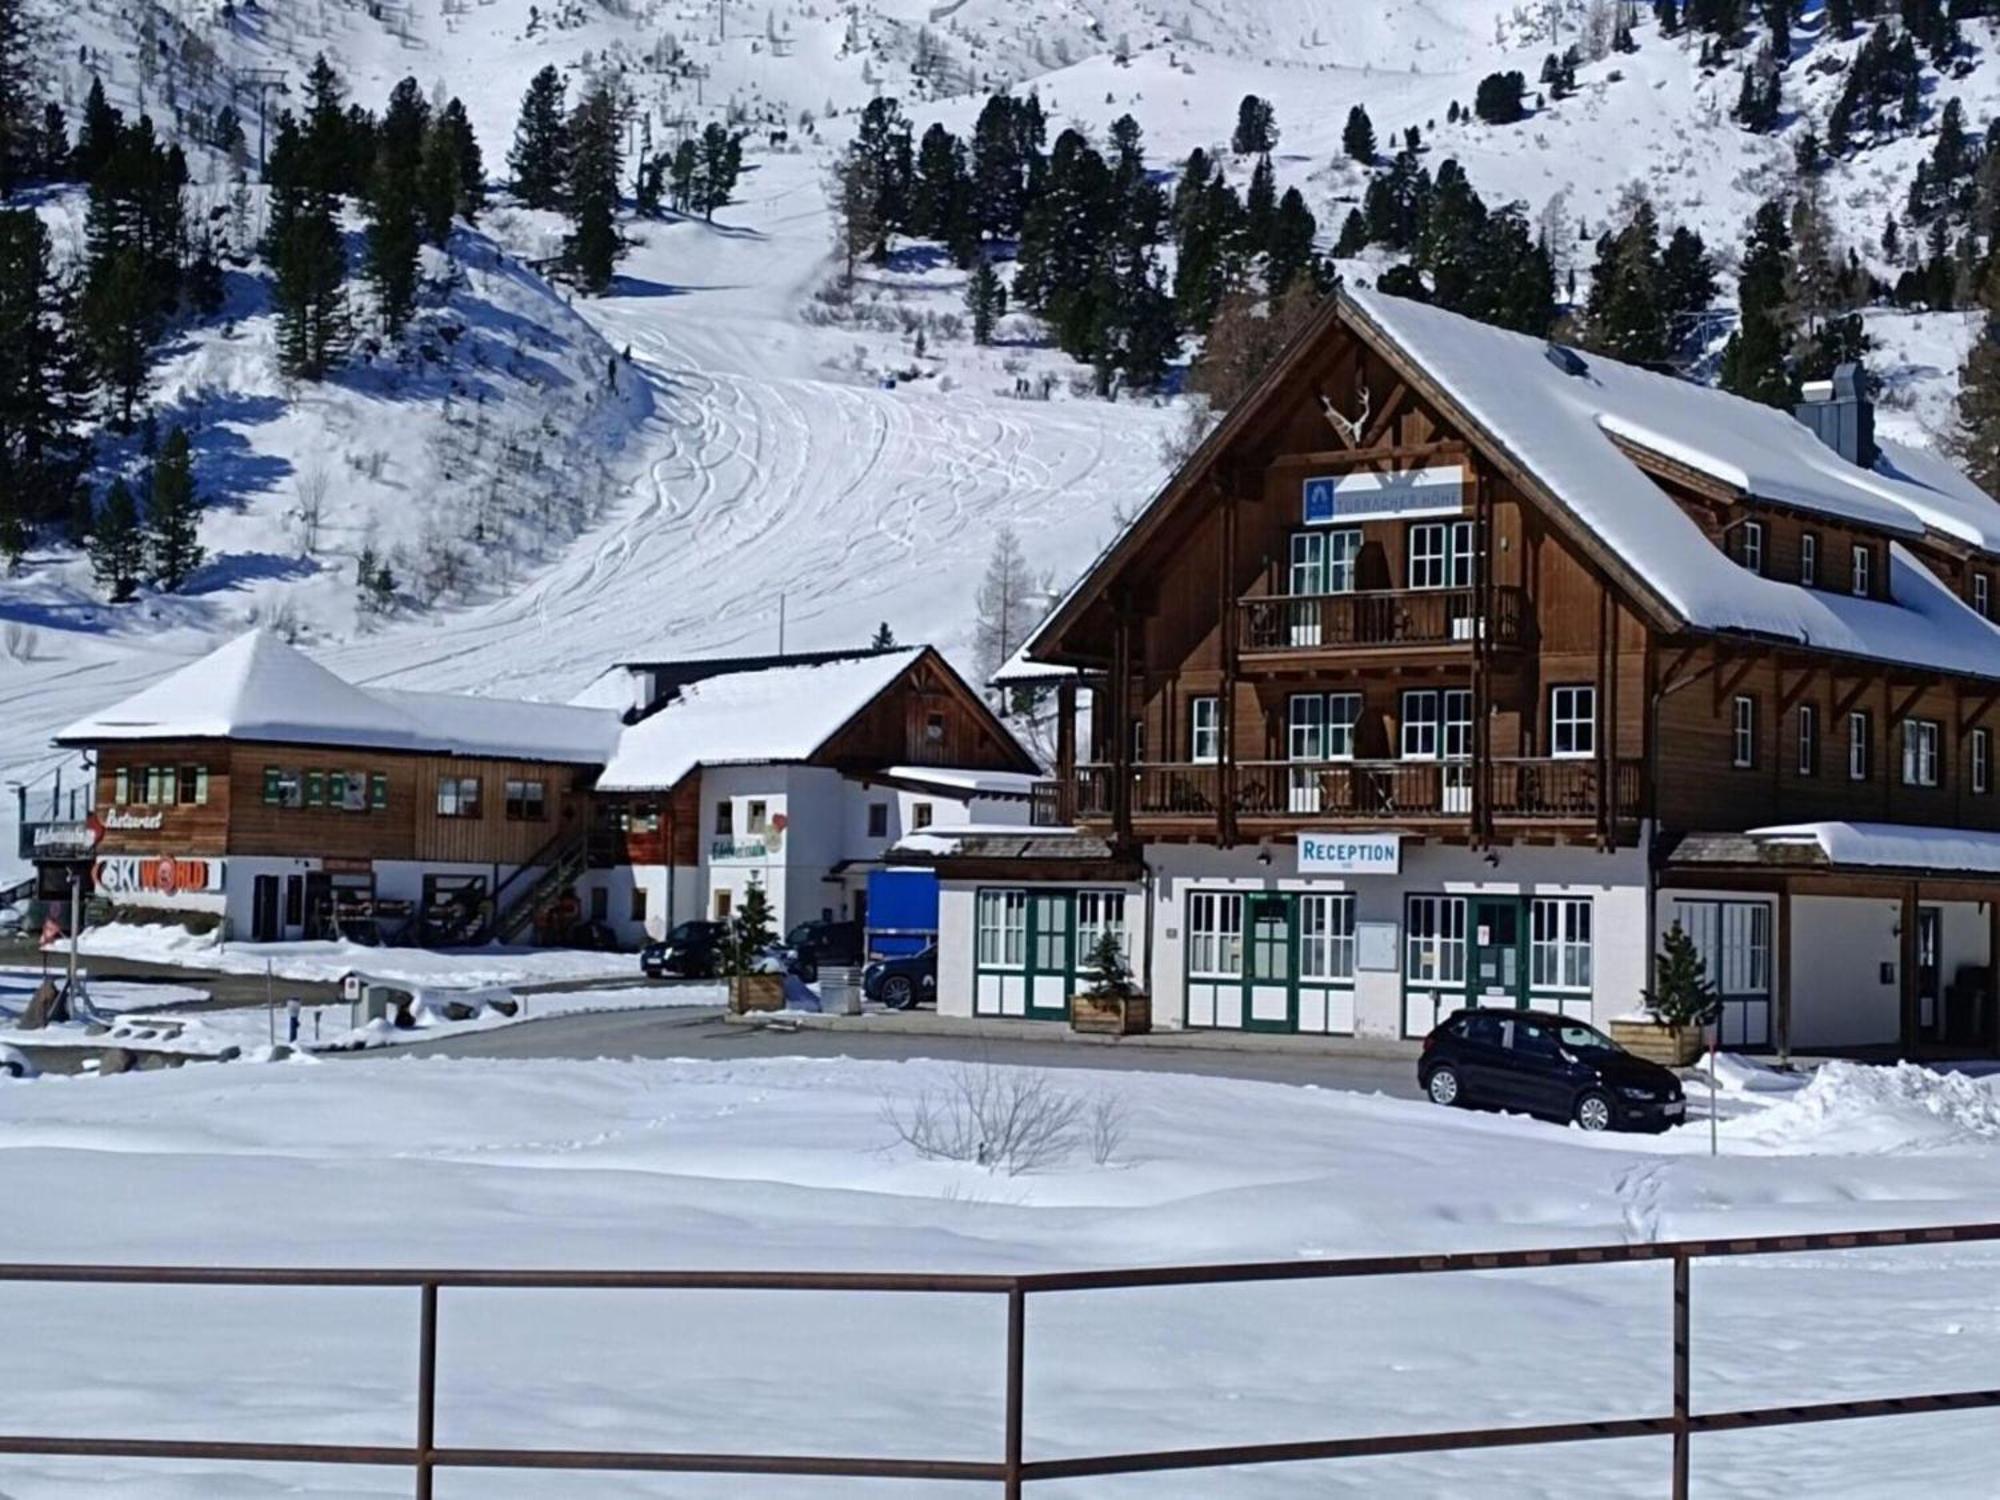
[882,975,916,1010]
[1574,1090,1615,1133]
[1426,1065,1463,1108]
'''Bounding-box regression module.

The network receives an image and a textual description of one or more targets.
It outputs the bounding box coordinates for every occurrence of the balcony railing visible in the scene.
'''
[1237,586,1527,655]
[1070,757,1642,826]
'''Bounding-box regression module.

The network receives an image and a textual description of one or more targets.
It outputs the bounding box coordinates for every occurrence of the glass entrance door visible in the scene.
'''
[1918,906,1942,1035]
[1470,898,1526,1008]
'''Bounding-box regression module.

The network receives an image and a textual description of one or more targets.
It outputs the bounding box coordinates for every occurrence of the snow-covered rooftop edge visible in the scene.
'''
[1014,287,2000,685]
[1751,822,2000,876]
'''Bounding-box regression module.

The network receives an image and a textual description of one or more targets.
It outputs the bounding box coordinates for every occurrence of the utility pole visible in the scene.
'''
[233,67,291,177]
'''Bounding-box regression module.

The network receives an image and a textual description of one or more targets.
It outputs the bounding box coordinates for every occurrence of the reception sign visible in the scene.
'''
[1297,832,1402,875]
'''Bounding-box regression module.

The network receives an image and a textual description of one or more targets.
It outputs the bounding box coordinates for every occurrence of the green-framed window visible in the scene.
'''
[972,887,1130,1020]
[1184,890,1356,1036]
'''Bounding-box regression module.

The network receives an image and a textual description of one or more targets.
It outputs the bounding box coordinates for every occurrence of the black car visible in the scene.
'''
[1418,1008,1686,1132]
[641,920,728,980]
[785,919,865,981]
[862,946,936,1010]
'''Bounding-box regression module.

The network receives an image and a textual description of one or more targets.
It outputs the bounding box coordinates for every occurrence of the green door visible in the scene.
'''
[1244,894,1298,1033]
[1469,897,1528,1009]
[1027,892,1073,1020]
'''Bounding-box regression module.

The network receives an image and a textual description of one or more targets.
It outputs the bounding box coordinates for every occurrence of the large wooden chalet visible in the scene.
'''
[929,287,2000,1055]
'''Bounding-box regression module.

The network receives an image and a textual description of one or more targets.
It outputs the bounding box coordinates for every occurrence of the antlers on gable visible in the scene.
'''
[1319,382,1371,447]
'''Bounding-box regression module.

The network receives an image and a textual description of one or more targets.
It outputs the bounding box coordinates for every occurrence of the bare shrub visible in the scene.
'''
[293,464,330,556]
[883,1065,1090,1176]
[1,623,37,662]
[1087,1093,1129,1166]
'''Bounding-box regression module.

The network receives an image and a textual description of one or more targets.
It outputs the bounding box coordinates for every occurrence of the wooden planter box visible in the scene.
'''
[729,974,787,1014]
[1610,1017,1704,1067]
[1070,992,1152,1036]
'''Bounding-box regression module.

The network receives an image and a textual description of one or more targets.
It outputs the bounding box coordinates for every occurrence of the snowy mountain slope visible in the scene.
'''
[7,0,2000,879]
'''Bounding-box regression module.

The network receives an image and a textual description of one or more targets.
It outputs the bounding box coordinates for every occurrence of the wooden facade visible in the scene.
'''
[91,740,595,868]
[1026,292,2000,858]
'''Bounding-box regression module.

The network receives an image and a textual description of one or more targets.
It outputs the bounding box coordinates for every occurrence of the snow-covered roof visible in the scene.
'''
[1749,821,2000,877]
[56,631,624,764]
[1343,288,2000,680]
[1872,437,2000,556]
[880,766,1042,798]
[595,650,921,792]
[991,640,1078,687]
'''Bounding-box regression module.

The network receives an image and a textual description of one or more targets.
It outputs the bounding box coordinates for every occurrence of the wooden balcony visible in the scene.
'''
[1070,757,1641,829]
[1236,586,1528,661]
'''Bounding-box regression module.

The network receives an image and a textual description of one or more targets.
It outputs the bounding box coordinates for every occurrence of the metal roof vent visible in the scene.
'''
[1544,342,1589,378]
[1794,362,1875,469]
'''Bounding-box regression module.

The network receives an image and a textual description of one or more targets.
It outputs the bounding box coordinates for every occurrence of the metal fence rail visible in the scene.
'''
[4,1221,2000,1498]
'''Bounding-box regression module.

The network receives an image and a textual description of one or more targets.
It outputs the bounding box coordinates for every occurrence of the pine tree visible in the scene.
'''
[0,0,30,194]
[852,97,912,242]
[871,621,897,649]
[1231,94,1277,157]
[1242,154,1277,255]
[1474,71,1528,125]
[726,877,776,975]
[417,101,478,246]
[1266,187,1319,300]
[1646,922,1718,1028]
[965,256,1006,344]
[439,99,484,222]
[508,65,570,210]
[78,246,156,430]
[365,77,427,335]
[1952,258,2000,500]
[969,92,1043,241]
[88,477,144,602]
[668,138,700,214]
[1659,226,1716,328]
[267,113,350,380]
[1581,191,1668,364]
[562,81,622,295]
[910,122,968,244]
[71,76,119,183]
[144,425,202,590]
[0,208,90,542]
[1342,105,1376,165]
[695,122,741,220]
[973,525,1038,689]
[1719,200,1796,407]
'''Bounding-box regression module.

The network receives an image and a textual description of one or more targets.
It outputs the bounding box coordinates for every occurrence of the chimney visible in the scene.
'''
[1794,363,1875,469]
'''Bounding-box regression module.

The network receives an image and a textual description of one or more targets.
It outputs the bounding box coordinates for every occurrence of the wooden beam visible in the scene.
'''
[1712,651,1759,713]
[1360,380,1412,450]
[1901,883,1921,1056]
[1888,680,1930,729]
[1776,659,1818,719]
[1830,672,1878,722]
[1264,440,1466,472]
[1960,689,2000,737]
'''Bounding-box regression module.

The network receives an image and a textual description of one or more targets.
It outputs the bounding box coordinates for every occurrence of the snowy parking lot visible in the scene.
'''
[1,1052,1998,1497]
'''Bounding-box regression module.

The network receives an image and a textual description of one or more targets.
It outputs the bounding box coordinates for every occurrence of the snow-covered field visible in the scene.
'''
[2,1053,2000,1496]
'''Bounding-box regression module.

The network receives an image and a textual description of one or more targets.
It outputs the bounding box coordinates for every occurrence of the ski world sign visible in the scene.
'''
[1303,465,1464,526]
[1297,832,1402,875]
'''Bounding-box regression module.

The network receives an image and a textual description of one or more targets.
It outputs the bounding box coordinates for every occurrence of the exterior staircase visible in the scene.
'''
[486,830,593,945]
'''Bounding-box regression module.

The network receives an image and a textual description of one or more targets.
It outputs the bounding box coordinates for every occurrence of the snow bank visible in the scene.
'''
[1729,1061,2000,1154]
[57,925,641,987]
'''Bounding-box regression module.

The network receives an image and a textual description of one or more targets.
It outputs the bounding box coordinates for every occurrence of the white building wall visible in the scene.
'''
[1786,895,1902,1048]
[936,837,1649,1037]
[1147,839,1649,1038]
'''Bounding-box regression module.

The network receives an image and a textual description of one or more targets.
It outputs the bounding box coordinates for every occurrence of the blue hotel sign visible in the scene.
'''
[1304,464,1465,525]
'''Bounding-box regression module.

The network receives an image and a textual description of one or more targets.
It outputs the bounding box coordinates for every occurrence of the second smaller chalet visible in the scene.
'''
[47,634,1036,948]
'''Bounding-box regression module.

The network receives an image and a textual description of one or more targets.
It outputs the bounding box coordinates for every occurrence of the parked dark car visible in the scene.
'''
[862,946,936,1010]
[641,920,728,980]
[1417,1008,1686,1132]
[785,919,865,981]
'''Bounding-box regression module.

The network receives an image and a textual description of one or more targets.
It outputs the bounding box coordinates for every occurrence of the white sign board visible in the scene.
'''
[1304,464,1465,525]
[1297,832,1402,875]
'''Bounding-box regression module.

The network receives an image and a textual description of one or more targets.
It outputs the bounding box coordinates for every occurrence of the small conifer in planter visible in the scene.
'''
[725,878,786,1013]
[1612,922,1718,1065]
[1071,929,1149,1035]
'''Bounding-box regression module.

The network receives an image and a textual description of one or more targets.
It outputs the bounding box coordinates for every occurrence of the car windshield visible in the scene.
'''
[785,923,817,947]
[667,922,710,943]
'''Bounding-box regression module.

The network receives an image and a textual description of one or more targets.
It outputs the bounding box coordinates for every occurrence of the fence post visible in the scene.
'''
[416,1282,439,1500]
[1004,1285,1025,1499]
[1672,1251,1690,1500]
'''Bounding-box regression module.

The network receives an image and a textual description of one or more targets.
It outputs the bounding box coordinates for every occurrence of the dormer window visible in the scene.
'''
[1800,532,1818,587]
[1975,572,1991,619]
[1738,520,1764,575]
[1851,544,1873,598]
